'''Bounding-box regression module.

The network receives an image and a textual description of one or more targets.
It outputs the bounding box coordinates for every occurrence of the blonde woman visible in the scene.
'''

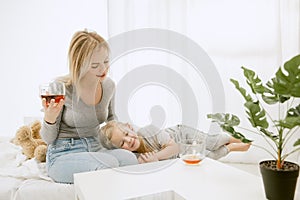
[40,30,138,184]
[100,121,251,164]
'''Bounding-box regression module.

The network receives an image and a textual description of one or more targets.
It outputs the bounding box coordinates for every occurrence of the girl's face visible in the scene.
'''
[85,47,109,82]
[110,125,140,151]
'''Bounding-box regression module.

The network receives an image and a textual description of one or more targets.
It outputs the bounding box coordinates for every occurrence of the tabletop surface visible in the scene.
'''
[74,158,266,200]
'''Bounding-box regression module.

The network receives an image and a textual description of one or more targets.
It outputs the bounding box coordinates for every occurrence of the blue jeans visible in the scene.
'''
[46,137,138,183]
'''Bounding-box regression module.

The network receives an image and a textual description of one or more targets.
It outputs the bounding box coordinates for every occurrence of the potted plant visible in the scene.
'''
[207,54,300,200]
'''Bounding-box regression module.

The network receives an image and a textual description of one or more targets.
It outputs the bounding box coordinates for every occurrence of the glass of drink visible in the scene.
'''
[179,138,206,165]
[39,81,65,107]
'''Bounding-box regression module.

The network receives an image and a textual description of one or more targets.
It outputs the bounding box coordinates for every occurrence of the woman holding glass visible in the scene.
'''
[40,29,138,184]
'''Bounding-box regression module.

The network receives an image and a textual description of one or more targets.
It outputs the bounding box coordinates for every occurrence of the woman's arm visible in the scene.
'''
[40,99,64,144]
[106,80,118,121]
[107,95,117,121]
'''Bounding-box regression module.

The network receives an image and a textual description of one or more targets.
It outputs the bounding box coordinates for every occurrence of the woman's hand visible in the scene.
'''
[137,152,159,164]
[42,98,64,124]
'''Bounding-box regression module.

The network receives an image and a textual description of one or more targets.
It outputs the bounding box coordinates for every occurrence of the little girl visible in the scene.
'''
[100,121,251,163]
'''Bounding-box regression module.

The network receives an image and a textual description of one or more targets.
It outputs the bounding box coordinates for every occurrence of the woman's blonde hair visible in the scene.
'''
[59,29,109,89]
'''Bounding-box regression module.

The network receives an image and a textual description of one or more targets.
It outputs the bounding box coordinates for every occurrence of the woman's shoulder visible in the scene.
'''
[102,77,116,90]
[52,75,73,93]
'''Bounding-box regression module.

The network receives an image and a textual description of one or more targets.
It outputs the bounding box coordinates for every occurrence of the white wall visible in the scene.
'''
[106,0,300,163]
[0,0,299,164]
[0,0,108,137]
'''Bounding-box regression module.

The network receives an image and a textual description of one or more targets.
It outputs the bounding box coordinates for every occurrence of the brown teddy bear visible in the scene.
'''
[12,120,47,162]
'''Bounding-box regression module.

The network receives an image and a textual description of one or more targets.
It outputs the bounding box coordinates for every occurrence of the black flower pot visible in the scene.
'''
[260,160,299,200]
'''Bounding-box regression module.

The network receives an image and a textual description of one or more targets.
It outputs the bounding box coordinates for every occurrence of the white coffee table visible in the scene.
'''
[74,158,265,200]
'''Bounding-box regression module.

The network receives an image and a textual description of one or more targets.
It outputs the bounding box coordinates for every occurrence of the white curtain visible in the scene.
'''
[279,0,300,61]
[107,0,300,163]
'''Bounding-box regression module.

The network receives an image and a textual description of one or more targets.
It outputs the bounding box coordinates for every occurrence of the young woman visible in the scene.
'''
[100,121,251,163]
[40,30,138,184]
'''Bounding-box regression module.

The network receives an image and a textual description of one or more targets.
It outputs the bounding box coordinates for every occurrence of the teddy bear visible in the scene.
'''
[12,120,47,162]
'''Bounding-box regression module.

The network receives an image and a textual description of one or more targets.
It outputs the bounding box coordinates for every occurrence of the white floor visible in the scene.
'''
[224,162,261,177]
[224,161,300,200]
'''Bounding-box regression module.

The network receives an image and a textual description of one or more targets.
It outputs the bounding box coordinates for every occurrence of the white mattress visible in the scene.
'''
[0,137,74,200]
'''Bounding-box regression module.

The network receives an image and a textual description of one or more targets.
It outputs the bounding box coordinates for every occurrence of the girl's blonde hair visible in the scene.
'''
[58,29,109,89]
[100,121,152,153]
[100,121,118,149]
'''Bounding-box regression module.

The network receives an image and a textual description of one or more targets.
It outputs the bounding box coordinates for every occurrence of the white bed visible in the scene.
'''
[0,137,74,200]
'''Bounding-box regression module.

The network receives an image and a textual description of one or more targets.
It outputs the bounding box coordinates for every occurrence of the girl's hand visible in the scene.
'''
[42,98,64,124]
[137,152,159,163]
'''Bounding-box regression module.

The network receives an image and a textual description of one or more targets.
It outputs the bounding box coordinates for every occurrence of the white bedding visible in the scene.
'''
[0,137,74,200]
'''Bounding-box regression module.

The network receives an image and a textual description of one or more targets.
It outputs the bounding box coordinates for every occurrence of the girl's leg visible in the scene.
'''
[207,141,251,160]
[229,136,243,143]
[206,146,229,160]
[170,124,232,151]
[206,133,231,151]
[226,143,251,152]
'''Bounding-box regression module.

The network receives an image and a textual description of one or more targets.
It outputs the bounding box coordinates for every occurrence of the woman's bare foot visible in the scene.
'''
[226,143,251,152]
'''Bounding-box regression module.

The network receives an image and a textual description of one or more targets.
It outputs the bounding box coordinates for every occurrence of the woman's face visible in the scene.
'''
[85,47,109,82]
[110,125,141,151]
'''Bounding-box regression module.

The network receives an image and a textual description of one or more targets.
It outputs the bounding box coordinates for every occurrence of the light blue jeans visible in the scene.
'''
[46,137,138,184]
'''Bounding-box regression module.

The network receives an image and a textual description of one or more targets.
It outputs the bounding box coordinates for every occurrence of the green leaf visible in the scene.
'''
[273,55,300,97]
[287,104,300,117]
[294,139,300,147]
[221,125,252,143]
[207,113,240,126]
[260,128,278,140]
[261,79,290,104]
[207,114,252,144]
[278,117,300,129]
[241,138,253,143]
[262,94,279,105]
[230,79,253,102]
[244,101,268,129]
[279,104,300,129]
[242,66,266,94]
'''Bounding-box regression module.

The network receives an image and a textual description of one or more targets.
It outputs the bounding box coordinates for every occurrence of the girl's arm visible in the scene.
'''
[155,139,179,160]
[138,139,179,163]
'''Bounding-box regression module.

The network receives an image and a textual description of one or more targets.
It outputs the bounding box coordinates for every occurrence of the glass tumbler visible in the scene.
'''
[39,81,65,107]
